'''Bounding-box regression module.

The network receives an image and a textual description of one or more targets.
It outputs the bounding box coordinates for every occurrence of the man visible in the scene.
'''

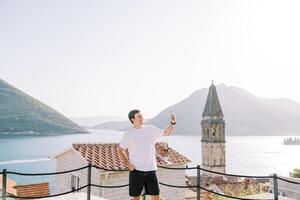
[118,109,176,200]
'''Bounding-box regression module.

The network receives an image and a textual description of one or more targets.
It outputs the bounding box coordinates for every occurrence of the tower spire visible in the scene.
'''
[202,83,223,117]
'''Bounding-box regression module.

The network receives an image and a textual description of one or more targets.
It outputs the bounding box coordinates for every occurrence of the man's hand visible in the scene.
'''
[170,111,176,124]
[163,111,176,136]
[128,163,135,171]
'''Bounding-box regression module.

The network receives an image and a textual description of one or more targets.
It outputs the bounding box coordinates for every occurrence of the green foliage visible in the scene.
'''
[293,168,300,173]
[292,168,300,178]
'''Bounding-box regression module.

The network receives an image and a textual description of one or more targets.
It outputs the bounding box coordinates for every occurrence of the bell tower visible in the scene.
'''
[201,81,226,175]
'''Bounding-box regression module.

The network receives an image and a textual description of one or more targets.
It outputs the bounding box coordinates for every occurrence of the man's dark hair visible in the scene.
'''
[128,109,140,124]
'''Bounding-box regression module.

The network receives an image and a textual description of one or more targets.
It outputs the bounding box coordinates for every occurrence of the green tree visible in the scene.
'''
[292,168,300,178]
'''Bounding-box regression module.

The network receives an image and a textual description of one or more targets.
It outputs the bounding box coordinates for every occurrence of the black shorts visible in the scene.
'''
[129,169,160,197]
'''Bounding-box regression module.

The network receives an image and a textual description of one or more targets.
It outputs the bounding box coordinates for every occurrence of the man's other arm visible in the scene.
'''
[117,147,135,171]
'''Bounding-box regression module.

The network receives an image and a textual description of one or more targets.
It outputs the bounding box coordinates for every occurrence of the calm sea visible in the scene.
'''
[0,129,299,190]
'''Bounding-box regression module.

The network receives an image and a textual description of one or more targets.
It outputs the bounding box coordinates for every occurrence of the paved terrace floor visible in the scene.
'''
[43,192,106,200]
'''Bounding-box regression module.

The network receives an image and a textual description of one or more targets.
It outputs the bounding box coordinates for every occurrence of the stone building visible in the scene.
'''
[201,82,226,176]
[54,142,190,200]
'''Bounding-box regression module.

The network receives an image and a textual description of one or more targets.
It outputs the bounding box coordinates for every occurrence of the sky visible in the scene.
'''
[1,0,300,118]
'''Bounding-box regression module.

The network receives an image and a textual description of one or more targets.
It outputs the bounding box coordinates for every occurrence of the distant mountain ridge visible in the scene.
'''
[71,115,126,127]
[0,79,87,134]
[93,120,131,130]
[92,119,150,130]
[93,84,300,136]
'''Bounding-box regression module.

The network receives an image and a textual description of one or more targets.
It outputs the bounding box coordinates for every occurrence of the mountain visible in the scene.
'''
[95,84,300,136]
[71,115,126,127]
[150,84,300,135]
[92,118,151,131]
[93,120,131,131]
[0,79,88,134]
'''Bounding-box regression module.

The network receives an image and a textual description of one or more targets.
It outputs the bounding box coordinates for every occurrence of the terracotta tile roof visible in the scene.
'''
[72,142,190,170]
[13,182,50,199]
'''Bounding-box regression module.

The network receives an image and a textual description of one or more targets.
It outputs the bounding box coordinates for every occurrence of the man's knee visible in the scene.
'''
[132,196,141,200]
[151,195,160,200]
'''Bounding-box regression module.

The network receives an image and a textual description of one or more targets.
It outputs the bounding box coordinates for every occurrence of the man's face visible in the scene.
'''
[132,112,144,125]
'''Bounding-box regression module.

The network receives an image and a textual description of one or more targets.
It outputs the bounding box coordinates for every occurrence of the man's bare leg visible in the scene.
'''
[151,195,160,200]
[132,196,141,200]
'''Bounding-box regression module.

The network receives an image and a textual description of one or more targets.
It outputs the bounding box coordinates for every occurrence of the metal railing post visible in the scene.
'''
[197,165,201,200]
[87,163,92,200]
[2,169,7,200]
[273,173,279,200]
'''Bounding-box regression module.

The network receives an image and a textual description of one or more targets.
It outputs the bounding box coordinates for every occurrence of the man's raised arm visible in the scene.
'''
[163,112,176,136]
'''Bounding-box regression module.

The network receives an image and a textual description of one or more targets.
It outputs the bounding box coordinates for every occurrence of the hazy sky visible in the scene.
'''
[1,0,300,118]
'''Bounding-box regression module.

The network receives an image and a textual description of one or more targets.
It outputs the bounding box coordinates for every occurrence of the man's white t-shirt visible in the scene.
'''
[119,124,164,171]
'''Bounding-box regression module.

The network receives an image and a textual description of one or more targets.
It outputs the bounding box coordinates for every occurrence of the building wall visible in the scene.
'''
[202,143,225,166]
[157,164,187,200]
[99,171,130,200]
[201,120,226,176]
[202,142,226,176]
[55,150,100,197]
[56,151,188,200]
[99,164,187,200]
